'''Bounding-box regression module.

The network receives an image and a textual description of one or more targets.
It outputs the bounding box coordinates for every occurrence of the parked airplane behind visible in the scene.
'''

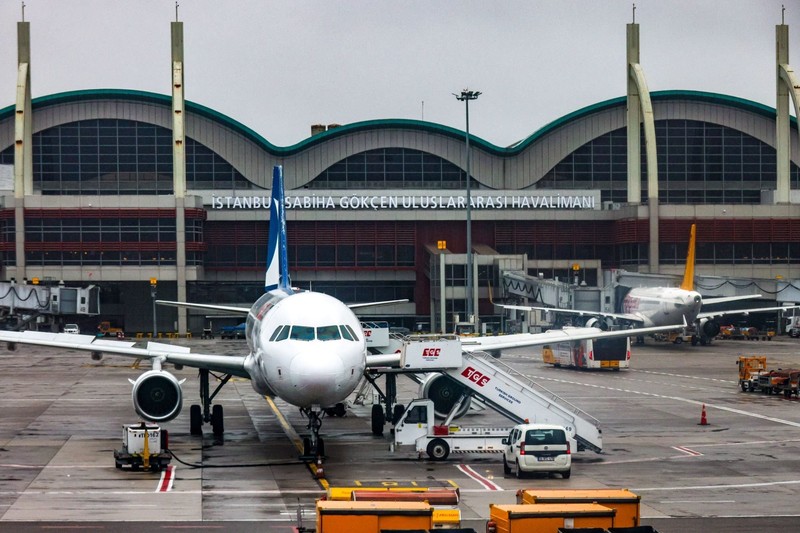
[499,224,798,346]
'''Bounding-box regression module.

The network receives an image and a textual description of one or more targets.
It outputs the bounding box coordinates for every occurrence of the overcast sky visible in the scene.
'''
[0,1,797,147]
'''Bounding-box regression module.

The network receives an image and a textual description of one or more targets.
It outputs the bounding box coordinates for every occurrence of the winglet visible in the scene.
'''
[679,223,696,291]
[265,165,291,291]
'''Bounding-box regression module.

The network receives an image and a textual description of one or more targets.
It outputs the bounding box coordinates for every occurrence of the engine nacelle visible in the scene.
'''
[419,374,471,419]
[699,318,720,339]
[130,370,183,423]
[584,317,610,330]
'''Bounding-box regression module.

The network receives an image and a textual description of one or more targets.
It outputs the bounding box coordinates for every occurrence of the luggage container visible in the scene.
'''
[487,503,616,533]
[315,500,433,533]
[516,489,640,527]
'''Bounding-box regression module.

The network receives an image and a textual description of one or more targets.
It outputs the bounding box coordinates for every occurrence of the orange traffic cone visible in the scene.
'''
[699,404,709,426]
[315,458,325,479]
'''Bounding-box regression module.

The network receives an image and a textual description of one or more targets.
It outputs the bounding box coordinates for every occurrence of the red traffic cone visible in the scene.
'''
[699,404,709,426]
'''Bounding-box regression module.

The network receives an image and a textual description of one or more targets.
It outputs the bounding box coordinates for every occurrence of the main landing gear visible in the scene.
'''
[189,368,230,437]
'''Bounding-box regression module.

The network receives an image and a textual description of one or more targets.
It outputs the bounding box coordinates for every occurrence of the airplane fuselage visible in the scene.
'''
[622,287,703,327]
[242,290,367,408]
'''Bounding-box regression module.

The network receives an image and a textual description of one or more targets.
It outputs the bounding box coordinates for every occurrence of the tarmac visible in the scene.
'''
[2,333,800,532]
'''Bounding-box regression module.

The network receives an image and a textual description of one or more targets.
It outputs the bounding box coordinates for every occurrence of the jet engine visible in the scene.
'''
[584,317,611,330]
[698,318,721,339]
[130,370,183,423]
[419,374,471,419]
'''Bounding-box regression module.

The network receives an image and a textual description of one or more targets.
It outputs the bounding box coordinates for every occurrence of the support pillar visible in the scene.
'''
[627,22,660,273]
[775,23,800,204]
[172,21,188,334]
[13,21,32,281]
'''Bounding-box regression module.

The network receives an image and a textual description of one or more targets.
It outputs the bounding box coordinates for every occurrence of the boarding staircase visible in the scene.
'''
[362,324,603,453]
[440,348,602,453]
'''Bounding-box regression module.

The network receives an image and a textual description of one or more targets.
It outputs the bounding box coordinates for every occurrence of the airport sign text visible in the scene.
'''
[211,192,598,211]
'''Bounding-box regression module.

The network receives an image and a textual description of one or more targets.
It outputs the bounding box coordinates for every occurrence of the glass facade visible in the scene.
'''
[0,119,254,194]
[308,147,477,189]
[204,221,416,270]
[538,119,800,204]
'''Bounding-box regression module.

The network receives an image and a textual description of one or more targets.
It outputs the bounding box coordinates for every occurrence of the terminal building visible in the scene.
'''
[0,20,799,335]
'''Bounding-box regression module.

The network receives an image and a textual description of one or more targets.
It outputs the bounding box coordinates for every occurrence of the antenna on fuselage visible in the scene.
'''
[265,165,291,292]
[679,223,697,291]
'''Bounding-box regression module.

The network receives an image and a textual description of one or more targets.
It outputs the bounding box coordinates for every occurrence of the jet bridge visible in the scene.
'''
[0,281,99,323]
[367,333,603,453]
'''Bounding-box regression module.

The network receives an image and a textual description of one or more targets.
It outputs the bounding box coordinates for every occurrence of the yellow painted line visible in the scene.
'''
[263,396,329,490]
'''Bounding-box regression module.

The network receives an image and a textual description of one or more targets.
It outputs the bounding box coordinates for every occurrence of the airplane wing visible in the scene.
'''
[459,322,682,353]
[156,299,250,315]
[155,298,409,313]
[702,294,762,306]
[365,322,684,367]
[0,331,250,378]
[349,299,409,310]
[497,304,645,325]
[698,304,800,320]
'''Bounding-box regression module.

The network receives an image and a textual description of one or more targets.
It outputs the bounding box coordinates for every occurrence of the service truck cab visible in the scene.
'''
[393,398,508,460]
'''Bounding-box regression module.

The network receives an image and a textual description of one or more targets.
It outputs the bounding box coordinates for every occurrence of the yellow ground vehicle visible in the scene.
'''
[97,321,124,337]
[738,356,767,392]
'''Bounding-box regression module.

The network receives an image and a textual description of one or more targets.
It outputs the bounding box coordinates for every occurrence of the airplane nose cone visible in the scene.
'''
[289,350,345,403]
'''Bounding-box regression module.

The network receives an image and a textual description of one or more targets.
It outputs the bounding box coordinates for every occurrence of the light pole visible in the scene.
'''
[454,89,480,330]
[150,277,158,338]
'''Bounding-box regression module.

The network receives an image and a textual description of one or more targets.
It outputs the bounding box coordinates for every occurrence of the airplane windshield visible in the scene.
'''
[269,325,287,341]
[289,326,315,341]
[339,325,355,341]
[317,325,341,341]
[270,324,358,342]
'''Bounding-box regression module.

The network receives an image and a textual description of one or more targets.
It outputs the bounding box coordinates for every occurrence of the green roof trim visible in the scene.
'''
[0,88,795,157]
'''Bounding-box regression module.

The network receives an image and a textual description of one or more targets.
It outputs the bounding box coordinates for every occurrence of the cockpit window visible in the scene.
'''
[344,324,359,341]
[269,325,287,342]
[317,325,341,341]
[339,325,355,341]
[289,325,315,341]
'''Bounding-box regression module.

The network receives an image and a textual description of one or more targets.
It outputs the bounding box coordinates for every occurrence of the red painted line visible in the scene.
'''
[157,465,175,492]
[457,464,502,490]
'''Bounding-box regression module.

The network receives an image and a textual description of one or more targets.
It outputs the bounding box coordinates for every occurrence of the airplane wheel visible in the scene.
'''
[691,336,699,346]
[392,404,405,424]
[303,437,311,456]
[371,404,385,436]
[190,404,202,435]
[211,404,224,436]
[333,403,347,417]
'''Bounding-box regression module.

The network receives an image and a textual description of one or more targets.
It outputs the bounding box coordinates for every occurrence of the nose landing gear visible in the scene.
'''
[300,407,326,462]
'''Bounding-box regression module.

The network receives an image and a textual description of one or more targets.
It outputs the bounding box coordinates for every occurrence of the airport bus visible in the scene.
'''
[542,335,630,370]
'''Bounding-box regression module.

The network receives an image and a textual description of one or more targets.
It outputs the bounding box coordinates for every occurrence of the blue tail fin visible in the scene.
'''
[265,165,291,292]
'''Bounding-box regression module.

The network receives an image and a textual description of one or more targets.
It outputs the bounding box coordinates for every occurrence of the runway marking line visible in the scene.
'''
[457,464,502,491]
[156,464,175,492]
[672,445,703,457]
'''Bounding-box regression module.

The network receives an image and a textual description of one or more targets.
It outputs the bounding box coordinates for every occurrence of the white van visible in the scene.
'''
[502,423,572,478]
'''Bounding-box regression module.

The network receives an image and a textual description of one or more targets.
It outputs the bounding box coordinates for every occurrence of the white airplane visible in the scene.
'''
[499,224,798,346]
[0,165,686,462]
